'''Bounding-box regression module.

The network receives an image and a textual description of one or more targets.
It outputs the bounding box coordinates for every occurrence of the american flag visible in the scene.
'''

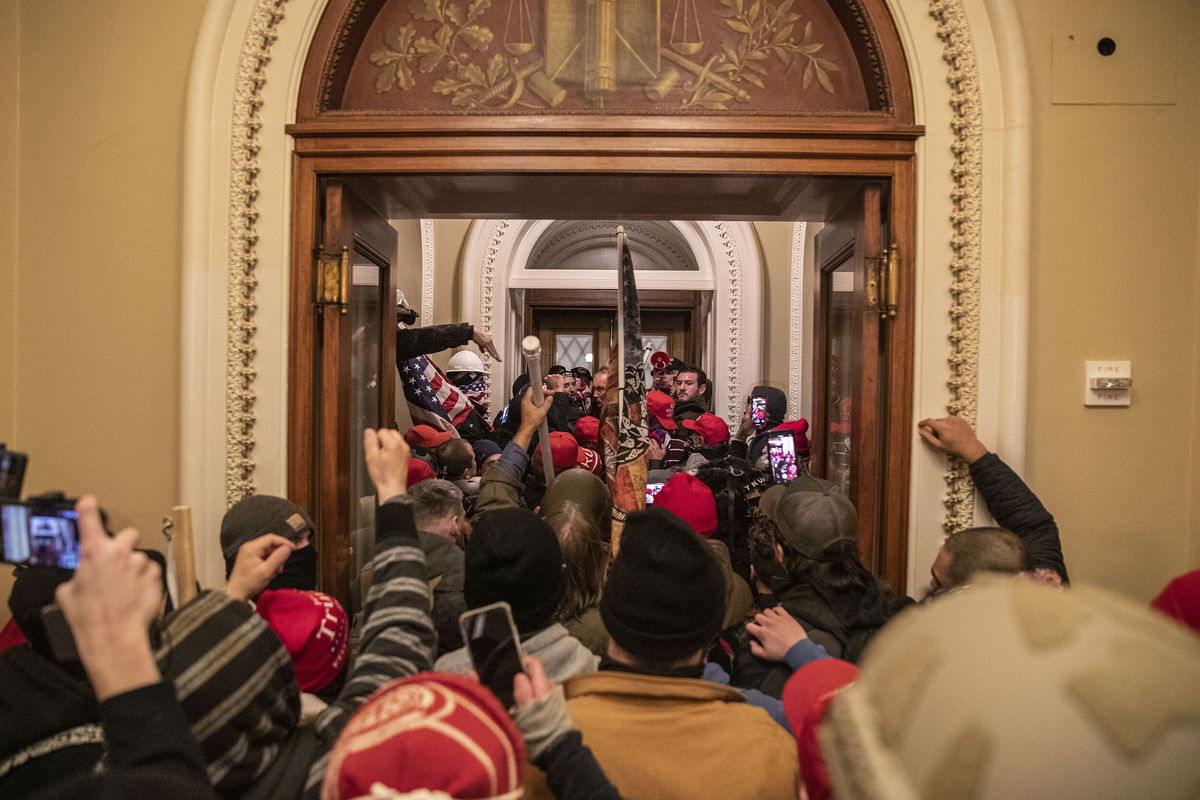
[456,374,491,416]
[399,355,472,432]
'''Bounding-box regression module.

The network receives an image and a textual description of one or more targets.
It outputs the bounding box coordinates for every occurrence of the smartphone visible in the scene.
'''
[645,482,665,504]
[459,602,525,708]
[0,446,27,501]
[1,503,81,569]
[767,430,798,486]
[750,397,768,428]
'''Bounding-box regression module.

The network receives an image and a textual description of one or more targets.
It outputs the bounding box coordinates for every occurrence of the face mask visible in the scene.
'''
[753,559,792,592]
[267,544,318,592]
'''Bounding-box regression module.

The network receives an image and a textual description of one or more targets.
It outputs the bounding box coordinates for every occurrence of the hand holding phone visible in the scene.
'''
[1,502,81,568]
[751,397,768,429]
[767,430,798,485]
[460,602,526,708]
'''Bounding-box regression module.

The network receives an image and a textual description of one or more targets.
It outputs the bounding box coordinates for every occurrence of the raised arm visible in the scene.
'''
[476,388,553,515]
[55,496,216,795]
[918,416,1068,583]
[310,430,437,747]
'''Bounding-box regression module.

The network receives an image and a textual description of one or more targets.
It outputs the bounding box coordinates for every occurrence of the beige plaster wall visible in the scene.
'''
[0,2,20,616]
[754,221,796,394]
[1017,0,1200,600]
[1,0,210,623]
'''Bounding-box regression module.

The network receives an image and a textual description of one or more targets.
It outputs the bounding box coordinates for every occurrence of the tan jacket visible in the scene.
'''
[561,670,800,800]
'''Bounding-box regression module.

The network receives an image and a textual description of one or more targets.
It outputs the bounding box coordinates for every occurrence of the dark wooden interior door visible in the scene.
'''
[526,290,702,377]
[314,180,397,608]
[812,183,889,579]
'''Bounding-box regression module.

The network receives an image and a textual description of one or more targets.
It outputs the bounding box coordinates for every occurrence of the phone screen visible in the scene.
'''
[751,397,768,428]
[645,482,665,504]
[1,504,80,568]
[767,431,798,486]
[459,602,525,708]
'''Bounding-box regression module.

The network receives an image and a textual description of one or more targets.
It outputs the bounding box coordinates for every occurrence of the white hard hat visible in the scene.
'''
[448,349,486,373]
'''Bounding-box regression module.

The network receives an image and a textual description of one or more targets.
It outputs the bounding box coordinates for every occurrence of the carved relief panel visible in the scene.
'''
[309,0,901,115]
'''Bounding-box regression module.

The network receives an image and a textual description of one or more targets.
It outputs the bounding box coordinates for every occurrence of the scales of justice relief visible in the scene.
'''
[369,0,840,110]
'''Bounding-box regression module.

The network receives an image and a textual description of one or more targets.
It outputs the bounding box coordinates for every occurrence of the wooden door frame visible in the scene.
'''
[287,147,917,592]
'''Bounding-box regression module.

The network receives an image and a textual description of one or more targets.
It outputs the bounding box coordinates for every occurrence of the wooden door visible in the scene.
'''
[314,180,397,608]
[525,289,702,378]
[812,184,889,578]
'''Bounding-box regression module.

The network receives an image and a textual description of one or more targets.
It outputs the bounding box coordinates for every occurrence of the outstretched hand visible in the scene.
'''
[364,427,411,500]
[472,329,502,361]
[917,416,988,464]
[224,534,295,602]
[55,496,163,700]
[745,605,808,662]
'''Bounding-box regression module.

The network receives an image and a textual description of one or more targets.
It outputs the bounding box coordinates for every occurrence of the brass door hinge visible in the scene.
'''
[866,243,899,319]
[315,246,350,314]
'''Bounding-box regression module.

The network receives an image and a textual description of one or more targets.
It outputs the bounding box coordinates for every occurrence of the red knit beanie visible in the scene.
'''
[782,659,859,800]
[574,416,600,445]
[255,589,349,693]
[654,472,718,537]
[322,672,526,800]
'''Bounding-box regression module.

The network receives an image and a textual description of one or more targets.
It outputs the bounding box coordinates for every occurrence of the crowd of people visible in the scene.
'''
[2,341,1199,799]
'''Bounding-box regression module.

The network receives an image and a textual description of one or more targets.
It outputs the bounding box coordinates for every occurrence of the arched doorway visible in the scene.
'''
[458,219,764,422]
[180,0,1033,600]
[286,0,920,602]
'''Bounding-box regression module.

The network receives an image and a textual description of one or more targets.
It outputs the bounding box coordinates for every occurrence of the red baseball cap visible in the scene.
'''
[574,415,600,444]
[407,458,436,487]
[577,447,603,475]
[682,412,730,446]
[534,431,581,468]
[646,390,679,430]
[654,473,718,536]
[255,589,350,693]
[650,351,672,370]
[403,424,453,449]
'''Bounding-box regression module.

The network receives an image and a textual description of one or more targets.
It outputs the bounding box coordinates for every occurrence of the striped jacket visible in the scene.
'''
[300,497,436,797]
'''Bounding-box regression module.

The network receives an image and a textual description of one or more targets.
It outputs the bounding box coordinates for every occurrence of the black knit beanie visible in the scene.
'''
[600,507,725,662]
[465,508,566,634]
[752,386,787,428]
[220,494,315,574]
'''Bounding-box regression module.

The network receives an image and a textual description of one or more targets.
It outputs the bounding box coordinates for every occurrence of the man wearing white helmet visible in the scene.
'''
[395,290,499,441]
[446,348,491,419]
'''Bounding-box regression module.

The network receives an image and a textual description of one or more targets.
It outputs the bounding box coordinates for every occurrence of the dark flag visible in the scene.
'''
[599,226,649,556]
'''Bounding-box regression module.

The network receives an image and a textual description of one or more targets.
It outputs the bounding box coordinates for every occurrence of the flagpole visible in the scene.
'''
[521,336,557,487]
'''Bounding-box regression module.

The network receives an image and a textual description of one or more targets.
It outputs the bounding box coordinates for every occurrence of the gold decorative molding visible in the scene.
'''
[929,0,983,534]
[713,222,745,426]
[788,221,807,418]
[225,0,290,506]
